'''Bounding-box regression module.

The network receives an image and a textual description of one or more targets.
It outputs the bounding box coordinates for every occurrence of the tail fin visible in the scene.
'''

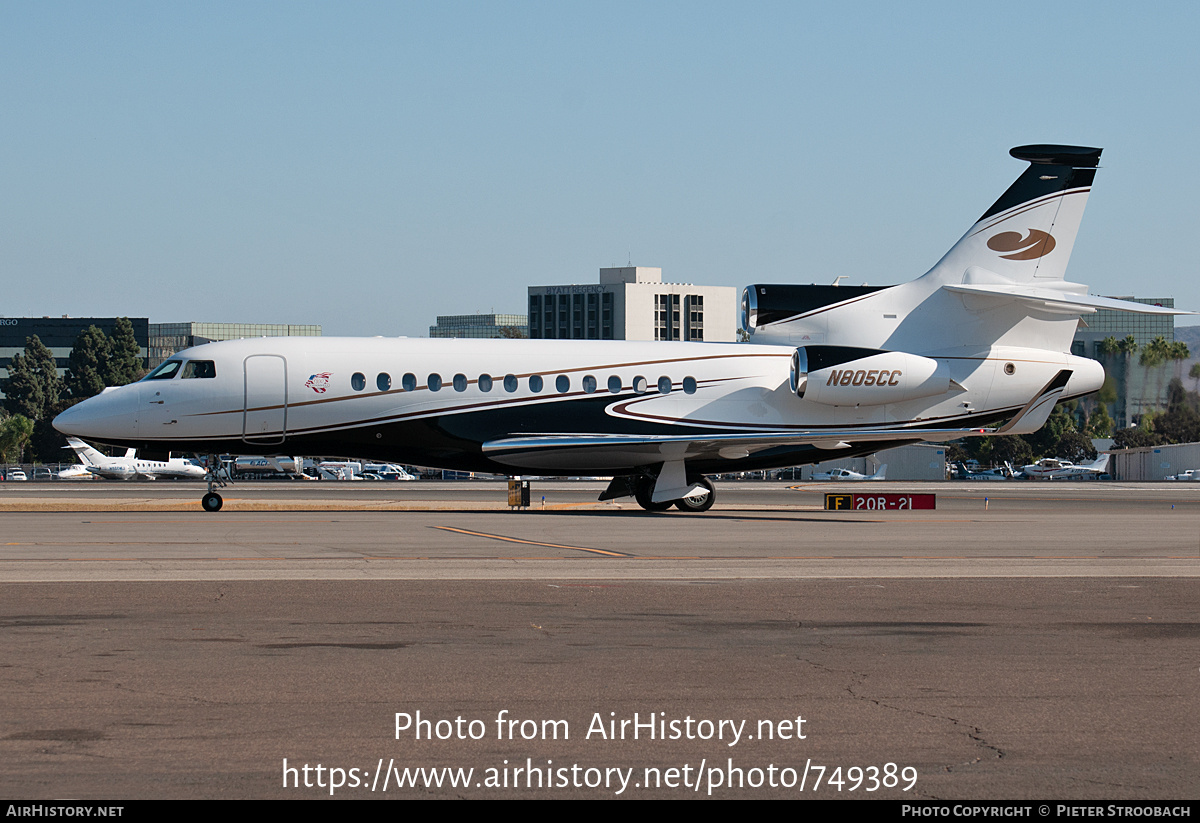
[870,464,887,480]
[65,437,106,467]
[924,145,1100,286]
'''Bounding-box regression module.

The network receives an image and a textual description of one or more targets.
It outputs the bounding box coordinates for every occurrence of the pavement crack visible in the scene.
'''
[799,655,1006,769]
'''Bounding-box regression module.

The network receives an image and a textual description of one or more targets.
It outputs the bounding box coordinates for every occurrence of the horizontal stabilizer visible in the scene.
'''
[944,284,1190,316]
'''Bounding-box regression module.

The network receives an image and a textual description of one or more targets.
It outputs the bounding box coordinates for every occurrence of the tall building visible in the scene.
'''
[428,314,528,339]
[149,322,321,367]
[527,267,737,342]
[1,316,149,390]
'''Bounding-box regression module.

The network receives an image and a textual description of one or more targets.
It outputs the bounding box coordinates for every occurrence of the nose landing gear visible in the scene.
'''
[200,454,227,512]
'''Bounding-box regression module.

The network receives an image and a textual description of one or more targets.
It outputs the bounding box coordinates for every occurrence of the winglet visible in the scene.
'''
[992,370,1073,436]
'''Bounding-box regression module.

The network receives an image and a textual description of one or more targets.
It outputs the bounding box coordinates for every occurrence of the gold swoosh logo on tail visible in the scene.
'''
[987,229,1056,260]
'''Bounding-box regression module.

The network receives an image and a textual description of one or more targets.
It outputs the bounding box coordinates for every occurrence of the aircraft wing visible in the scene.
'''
[483,370,1072,471]
[485,427,945,470]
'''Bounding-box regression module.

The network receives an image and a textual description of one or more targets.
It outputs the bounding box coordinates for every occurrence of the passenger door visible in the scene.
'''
[243,355,288,445]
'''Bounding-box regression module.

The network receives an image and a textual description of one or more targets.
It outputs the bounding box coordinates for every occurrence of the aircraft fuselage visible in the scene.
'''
[54,336,1102,476]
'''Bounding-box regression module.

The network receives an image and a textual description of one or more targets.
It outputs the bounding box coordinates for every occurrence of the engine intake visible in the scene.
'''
[791,347,953,406]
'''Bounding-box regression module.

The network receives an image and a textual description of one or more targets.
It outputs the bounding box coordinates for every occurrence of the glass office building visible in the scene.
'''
[149,322,322,367]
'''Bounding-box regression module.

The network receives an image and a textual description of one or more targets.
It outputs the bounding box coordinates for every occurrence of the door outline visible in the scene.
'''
[243,355,288,445]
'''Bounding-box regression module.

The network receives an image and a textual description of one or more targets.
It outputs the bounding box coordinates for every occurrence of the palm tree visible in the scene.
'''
[1139,336,1172,411]
[1116,335,1138,427]
[1190,361,1200,393]
[1170,341,1190,383]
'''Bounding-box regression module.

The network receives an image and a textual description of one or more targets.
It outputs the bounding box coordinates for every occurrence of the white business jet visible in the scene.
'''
[64,437,208,481]
[53,145,1185,512]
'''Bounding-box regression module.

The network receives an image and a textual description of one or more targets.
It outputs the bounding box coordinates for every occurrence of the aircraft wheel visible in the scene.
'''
[674,476,715,513]
[634,478,672,512]
[201,492,223,512]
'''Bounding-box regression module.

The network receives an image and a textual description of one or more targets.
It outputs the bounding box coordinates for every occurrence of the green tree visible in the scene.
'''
[1096,336,1120,358]
[989,435,1034,469]
[1152,378,1200,444]
[4,336,62,421]
[1139,335,1176,409]
[1086,403,1114,438]
[3,351,45,424]
[65,325,112,400]
[1024,402,1075,459]
[1055,431,1097,463]
[2,336,66,462]
[0,414,34,463]
[1170,341,1191,386]
[1190,361,1200,393]
[1112,426,1165,449]
[104,317,145,385]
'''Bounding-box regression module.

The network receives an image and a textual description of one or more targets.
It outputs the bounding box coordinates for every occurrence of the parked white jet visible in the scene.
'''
[811,464,887,481]
[65,437,208,480]
[53,145,1186,512]
[55,463,95,479]
[1020,454,1110,480]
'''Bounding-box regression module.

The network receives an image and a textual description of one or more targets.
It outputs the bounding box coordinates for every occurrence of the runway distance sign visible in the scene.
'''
[824,493,936,511]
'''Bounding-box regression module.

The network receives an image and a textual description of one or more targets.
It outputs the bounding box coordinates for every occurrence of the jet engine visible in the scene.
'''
[741,284,887,335]
[790,346,954,406]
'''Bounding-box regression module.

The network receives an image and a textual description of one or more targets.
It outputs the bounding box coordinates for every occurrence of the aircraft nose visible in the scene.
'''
[53,385,138,440]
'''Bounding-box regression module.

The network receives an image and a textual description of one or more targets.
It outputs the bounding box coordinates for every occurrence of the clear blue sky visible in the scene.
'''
[3,1,1197,336]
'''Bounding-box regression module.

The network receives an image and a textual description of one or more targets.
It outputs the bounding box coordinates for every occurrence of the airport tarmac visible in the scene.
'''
[1,481,1198,799]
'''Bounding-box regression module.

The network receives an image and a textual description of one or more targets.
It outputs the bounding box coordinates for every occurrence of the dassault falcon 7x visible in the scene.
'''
[54,145,1183,512]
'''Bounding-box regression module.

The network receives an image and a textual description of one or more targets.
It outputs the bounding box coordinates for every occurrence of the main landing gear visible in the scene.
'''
[632,475,716,513]
[672,476,716,513]
[201,454,227,512]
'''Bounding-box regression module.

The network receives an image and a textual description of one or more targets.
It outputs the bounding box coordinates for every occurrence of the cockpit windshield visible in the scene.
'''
[144,360,183,380]
[182,360,216,379]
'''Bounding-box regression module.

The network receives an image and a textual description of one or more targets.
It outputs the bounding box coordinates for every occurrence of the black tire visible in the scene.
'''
[674,476,715,512]
[634,477,672,512]
[201,492,223,512]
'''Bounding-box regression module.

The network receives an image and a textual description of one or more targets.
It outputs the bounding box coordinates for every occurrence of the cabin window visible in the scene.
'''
[145,360,182,380]
[351,372,366,391]
[453,373,468,392]
[428,373,442,391]
[607,375,622,393]
[377,373,391,391]
[402,373,417,392]
[478,374,493,392]
[633,375,648,394]
[182,360,216,379]
[504,374,519,392]
[658,376,672,394]
[582,375,597,394]
[683,376,697,394]
[529,374,544,393]
[556,375,570,393]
